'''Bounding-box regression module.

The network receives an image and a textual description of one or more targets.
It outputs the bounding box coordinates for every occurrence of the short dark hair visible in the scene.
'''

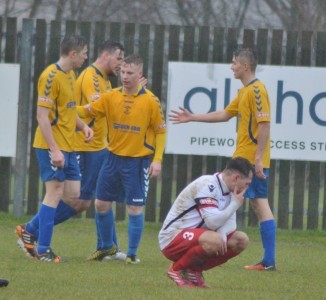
[60,34,87,56]
[123,54,143,69]
[224,157,254,178]
[233,48,258,72]
[98,40,124,56]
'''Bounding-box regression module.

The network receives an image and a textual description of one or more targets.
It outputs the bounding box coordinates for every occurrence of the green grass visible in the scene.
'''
[0,212,325,300]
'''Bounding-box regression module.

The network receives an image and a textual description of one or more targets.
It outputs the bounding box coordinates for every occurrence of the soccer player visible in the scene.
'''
[16,35,93,262]
[73,40,126,260]
[159,157,253,288]
[78,54,167,263]
[169,48,276,271]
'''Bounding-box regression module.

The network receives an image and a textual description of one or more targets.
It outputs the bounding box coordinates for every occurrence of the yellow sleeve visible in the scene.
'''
[225,96,239,117]
[37,72,59,109]
[252,84,271,123]
[76,105,89,118]
[77,95,107,119]
[153,132,166,163]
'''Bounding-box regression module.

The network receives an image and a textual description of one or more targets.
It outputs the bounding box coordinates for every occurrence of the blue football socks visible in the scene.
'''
[26,200,77,240]
[127,213,144,257]
[53,200,77,225]
[260,219,276,266]
[95,210,114,250]
[96,209,119,250]
[26,213,40,237]
[37,204,56,254]
[95,215,102,250]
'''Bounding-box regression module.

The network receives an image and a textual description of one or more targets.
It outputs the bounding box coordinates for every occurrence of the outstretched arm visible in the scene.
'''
[169,106,233,124]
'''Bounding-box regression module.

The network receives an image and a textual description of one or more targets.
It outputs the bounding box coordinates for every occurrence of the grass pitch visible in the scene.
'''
[0,212,325,299]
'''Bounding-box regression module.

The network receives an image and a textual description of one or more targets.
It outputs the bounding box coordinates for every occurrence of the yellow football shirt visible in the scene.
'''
[33,64,77,152]
[79,85,167,158]
[74,64,112,151]
[225,79,271,168]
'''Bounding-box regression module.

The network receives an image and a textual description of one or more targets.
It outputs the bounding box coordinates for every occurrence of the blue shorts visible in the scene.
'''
[77,148,108,200]
[96,151,150,206]
[35,149,81,183]
[244,168,269,199]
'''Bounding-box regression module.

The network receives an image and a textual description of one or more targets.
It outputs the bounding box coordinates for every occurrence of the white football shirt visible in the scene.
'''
[159,173,238,250]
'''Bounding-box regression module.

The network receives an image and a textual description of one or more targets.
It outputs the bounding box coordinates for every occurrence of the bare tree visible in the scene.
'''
[1,0,33,18]
[29,0,42,18]
[55,0,66,20]
[257,0,326,31]
[1,0,326,31]
[3,0,16,16]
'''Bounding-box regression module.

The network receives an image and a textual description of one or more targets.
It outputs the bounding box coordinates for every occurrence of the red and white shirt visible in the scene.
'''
[158,173,241,250]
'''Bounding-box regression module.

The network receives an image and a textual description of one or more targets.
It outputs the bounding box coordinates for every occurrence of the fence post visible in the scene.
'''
[108,22,121,88]
[307,162,320,229]
[13,19,34,217]
[47,21,61,65]
[79,21,91,72]
[292,161,306,229]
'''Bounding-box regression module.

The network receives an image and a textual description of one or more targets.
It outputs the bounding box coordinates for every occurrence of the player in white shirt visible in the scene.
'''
[159,157,254,288]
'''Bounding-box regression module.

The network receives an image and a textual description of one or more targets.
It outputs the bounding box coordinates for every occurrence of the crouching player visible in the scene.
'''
[158,157,253,288]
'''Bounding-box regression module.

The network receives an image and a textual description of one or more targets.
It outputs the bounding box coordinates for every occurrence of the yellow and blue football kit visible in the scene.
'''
[78,84,167,204]
[226,79,270,168]
[33,63,80,182]
[74,63,112,200]
[79,82,166,259]
[226,79,270,199]
[74,63,112,151]
[226,78,275,268]
[79,85,167,159]
[33,63,77,152]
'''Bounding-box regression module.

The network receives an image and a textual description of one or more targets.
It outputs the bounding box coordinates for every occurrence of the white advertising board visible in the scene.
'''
[166,62,326,161]
[0,64,20,157]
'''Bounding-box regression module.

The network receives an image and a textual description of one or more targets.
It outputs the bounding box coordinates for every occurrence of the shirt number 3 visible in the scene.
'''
[182,231,194,241]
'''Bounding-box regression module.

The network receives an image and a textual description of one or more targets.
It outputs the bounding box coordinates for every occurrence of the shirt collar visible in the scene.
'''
[215,172,230,196]
[55,63,65,73]
[120,84,147,97]
[91,63,107,80]
[246,78,259,86]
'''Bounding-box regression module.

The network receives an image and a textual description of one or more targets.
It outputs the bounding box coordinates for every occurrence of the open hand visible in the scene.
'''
[168,107,192,124]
